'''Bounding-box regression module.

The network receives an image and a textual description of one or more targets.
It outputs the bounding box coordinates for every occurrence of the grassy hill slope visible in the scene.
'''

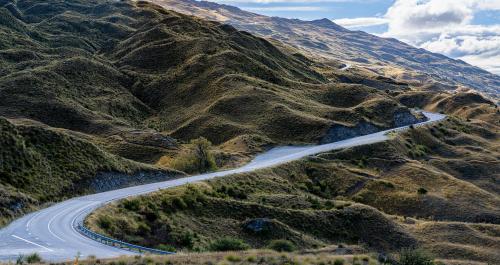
[0,117,175,227]
[88,96,499,264]
[0,0,423,151]
[0,0,429,227]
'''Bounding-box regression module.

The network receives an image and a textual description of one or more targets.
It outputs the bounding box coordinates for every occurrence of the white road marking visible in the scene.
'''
[70,202,100,236]
[340,64,351,71]
[48,211,67,242]
[26,211,43,229]
[11,235,53,252]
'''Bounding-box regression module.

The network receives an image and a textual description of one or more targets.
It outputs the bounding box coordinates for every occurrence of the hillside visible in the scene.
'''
[0,117,182,227]
[0,0,426,158]
[150,0,500,100]
[0,0,435,227]
[88,94,499,264]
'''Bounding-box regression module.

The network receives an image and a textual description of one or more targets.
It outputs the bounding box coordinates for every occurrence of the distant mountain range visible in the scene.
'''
[150,0,500,100]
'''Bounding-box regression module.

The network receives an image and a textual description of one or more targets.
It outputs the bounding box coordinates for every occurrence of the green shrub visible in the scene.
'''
[157,244,176,252]
[225,255,242,262]
[209,237,249,251]
[169,137,217,174]
[97,215,113,230]
[398,248,435,265]
[172,197,187,210]
[25,253,41,264]
[333,258,345,265]
[267,239,296,252]
[123,199,140,211]
[381,181,395,189]
[16,255,24,265]
[172,230,196,249]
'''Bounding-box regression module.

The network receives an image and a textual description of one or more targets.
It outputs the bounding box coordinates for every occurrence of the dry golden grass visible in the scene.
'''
[86,114,499,264]
[407,221,500,263]
[6,249,381,265]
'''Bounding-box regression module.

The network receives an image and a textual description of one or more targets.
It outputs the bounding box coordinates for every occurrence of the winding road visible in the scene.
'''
[339,63,352,71]
[0,112,445,262]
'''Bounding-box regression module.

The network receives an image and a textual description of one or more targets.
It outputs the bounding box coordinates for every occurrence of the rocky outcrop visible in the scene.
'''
[320,110,427,144]
[320,122,380,144]
[89,170,182,193]
[242,218,274,234]
[121,130,178,149]
[393,109,426,127]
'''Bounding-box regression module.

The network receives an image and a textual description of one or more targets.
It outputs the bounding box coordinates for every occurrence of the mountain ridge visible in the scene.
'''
[149,0,500,100]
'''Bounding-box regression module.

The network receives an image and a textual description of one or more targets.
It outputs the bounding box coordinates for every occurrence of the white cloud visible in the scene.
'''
[334,0,500,75]
[216,0,500,74]
[334,17,388,28]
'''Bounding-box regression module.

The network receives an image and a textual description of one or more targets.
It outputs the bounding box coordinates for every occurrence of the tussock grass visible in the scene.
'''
[87,117,499,264]
[6,250,382,265]
[158,137,217,174]
[0,117,148,227]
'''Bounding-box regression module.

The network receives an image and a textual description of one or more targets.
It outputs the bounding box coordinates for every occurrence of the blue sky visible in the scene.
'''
[210,0,500,75]
[214,0,394,24]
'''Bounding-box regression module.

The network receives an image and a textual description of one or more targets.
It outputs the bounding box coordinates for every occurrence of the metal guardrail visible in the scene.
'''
[74,204,175,255]
[76,222,175,255]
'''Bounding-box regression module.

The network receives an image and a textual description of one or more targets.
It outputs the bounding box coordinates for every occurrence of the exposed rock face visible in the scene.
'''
[320,110,427,144]
[320,122,380,144]
[89,170,181,193]
[243,218,273,234]
[393,110,426,127]
[121,130,178,149]
[0,186,35,225]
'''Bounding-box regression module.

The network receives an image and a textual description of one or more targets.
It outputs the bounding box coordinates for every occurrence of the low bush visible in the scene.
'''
[97,215,113,230]
[225,255,242,262]
[123,199,140,211]
[398,248,435,265]
[25,253,42,264]
[157,244,176,252]
[209,237,249,251]
[333,258,345,265]
[267,239,296,252]
[172,230,196,249]
[168,137,217,174]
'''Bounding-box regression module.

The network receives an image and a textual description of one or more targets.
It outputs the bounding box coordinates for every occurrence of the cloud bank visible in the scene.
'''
[334,0,500,75]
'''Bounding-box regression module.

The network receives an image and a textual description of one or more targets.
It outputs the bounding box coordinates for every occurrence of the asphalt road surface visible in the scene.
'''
[0,112,446,262]
[339,63,352,71]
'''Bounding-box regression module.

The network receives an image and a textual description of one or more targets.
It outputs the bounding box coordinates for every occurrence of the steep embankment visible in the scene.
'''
[0,117,179,227]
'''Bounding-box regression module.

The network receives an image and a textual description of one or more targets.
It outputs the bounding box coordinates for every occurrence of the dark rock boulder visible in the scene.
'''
[320,121,380,144]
